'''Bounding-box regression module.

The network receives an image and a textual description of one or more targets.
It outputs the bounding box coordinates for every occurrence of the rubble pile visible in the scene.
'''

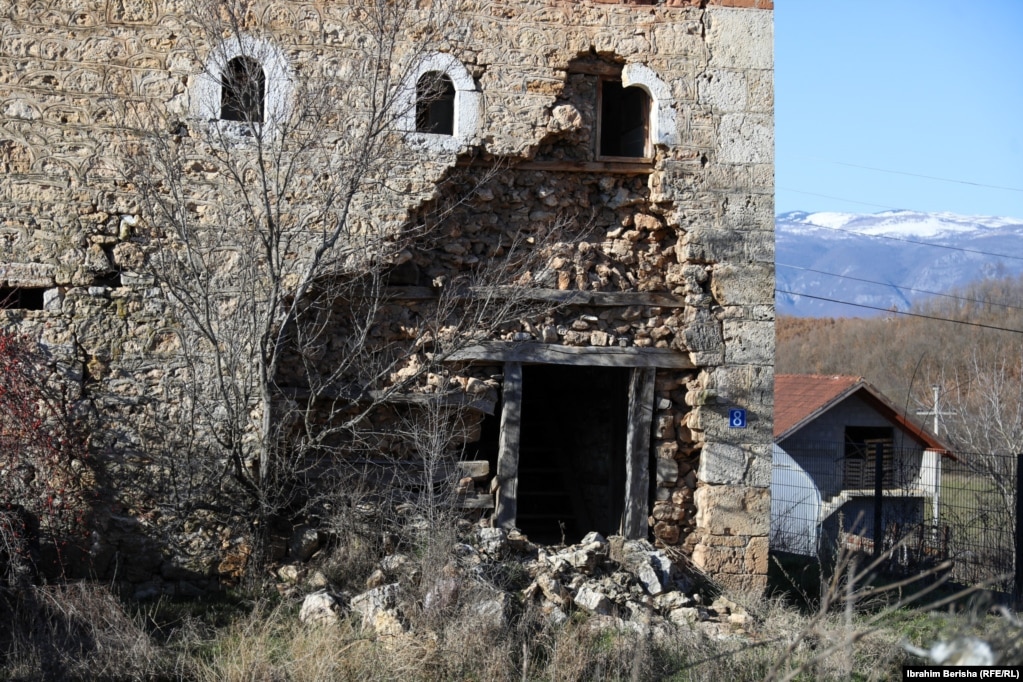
[288,527,754,640]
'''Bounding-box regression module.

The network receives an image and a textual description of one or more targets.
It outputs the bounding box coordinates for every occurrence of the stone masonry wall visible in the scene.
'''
[0,0,773,594]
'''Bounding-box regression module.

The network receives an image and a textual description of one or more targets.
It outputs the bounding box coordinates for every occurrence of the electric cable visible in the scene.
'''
[790,156,1023,194]
[776,263,1023,314]
[775,289,1023,335]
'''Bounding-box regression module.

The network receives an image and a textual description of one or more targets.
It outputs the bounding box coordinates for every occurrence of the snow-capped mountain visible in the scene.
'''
[776,210,1023,317]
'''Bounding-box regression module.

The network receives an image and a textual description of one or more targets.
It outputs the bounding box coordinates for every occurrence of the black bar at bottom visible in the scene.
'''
[903,665,1021,679]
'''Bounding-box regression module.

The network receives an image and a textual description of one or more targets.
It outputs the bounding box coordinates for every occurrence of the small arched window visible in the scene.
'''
[220,56,265,123]
[415,72,456,135]
[598,79,651,159]
[397,52,479,152]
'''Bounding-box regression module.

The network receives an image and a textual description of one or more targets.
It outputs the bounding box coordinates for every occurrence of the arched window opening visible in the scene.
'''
[416,71,455,135]
[220,56,265,123]
[599,80,650,159]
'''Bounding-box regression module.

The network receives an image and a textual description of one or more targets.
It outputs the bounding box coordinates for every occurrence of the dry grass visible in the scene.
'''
[0,581,1012,682]
[0,582,166,681]
[164,591,1004,682]
[1,532,1018,681]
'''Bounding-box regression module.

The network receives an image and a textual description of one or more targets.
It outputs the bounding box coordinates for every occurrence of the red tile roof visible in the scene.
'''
[774,374,862,439]
[774,373,951,453]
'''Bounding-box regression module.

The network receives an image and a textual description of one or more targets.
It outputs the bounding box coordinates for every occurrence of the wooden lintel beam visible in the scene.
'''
[454,158,653,175]
[564,62,623,77]
[446,342,695,369]
[383,286,436,300]
[513,160,654,175]
[277,387,497,415]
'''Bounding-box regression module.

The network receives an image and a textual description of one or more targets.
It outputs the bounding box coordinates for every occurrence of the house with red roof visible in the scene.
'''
[772,374,951,555]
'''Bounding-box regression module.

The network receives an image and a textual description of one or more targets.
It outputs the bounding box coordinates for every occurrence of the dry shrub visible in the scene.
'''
[539,619,647,681]
[183,601,361,682]
[318,515,384,590]
[0,582,164,680]
[180,600,514,682]
[749,536,1006,682]
[0,330,93,583]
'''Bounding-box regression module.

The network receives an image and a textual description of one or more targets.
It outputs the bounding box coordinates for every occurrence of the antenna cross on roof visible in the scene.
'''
[916,385,954,435]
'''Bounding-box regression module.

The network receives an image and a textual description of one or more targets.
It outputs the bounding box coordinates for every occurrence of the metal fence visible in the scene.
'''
[771,441,1022,599]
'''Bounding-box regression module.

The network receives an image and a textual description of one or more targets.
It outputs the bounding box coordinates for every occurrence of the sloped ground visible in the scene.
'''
[3,524,1022,680]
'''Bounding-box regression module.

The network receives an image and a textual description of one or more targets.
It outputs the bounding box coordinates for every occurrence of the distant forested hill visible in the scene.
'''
[776,275,1023,445]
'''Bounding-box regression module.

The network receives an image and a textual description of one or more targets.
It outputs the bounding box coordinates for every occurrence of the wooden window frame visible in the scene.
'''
[596,77,653,163]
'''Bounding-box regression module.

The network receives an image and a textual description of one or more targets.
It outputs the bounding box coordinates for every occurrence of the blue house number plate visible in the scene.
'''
[729,408,747,429]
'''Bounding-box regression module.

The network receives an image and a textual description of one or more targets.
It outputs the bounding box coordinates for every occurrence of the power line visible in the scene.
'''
[773,187,896,210]
[776,263,1023,313]
[775,289,1023,335]
[781,219,1023,262]
[828,161,1023,194]
[792,156,1023,194]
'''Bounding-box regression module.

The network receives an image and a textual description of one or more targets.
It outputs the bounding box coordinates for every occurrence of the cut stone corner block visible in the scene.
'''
[698,442,771,487]
[691,532,769,595]
[706,571,768,597]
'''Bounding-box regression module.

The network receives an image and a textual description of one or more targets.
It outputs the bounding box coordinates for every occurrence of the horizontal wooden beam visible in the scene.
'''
[445,342,695,369]
[278,387,497,415]
[383,286,436,300]
[317,458,494,509]
[456,460,491,482]
[333,458,490,484]
[455,157,653,175]
[512,160,654,175]
[384,286,685,308]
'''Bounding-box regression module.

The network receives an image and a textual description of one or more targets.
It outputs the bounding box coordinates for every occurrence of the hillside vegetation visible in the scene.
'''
[777,274,1023,454]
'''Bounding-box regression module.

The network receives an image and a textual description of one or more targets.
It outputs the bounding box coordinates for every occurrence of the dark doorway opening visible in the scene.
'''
[516,365,629,544]
[844,426,894,488]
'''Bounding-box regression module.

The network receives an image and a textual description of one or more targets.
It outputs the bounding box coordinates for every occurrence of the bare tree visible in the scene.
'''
[115,0,554,566]
[938,353,1023,458]
[921,350,1022,588]
[0,330,91,582]
[928,350,1022,511]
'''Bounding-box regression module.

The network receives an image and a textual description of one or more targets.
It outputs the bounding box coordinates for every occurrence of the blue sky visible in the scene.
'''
[775,1,1023,220]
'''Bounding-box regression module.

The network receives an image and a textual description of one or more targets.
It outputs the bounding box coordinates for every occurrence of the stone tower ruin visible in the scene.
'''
[0,0,774,594]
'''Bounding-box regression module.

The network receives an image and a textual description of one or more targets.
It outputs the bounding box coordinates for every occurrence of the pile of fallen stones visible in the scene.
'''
[282,527,752,639]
